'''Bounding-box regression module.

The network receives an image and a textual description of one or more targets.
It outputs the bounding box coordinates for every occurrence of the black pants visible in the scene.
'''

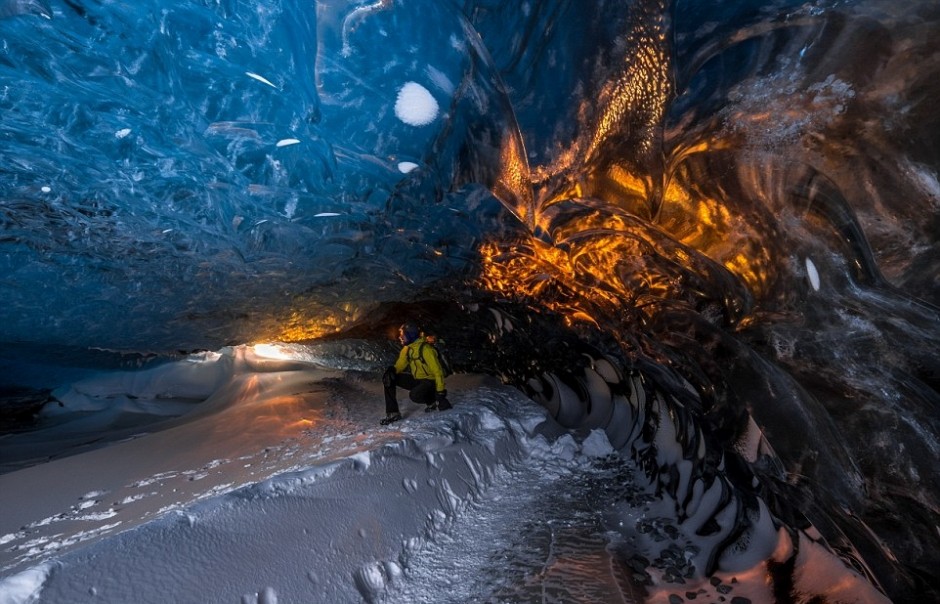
[383,367,435,414]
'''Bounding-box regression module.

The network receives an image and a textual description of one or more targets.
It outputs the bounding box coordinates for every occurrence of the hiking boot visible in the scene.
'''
[437,398,453,411]
[424,402,438,413]
[380,412,402,425]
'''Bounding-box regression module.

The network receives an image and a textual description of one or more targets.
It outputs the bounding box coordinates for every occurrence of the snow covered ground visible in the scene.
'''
[0,344,872,603]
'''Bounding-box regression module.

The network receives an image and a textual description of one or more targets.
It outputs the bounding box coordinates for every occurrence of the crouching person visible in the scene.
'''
[381,322,452,425]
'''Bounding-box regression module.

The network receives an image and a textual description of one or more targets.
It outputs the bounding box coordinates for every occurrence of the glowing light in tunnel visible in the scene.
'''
[492,123,534,227]
[284,418,315,431]
[261,305,367,344]
[489,6,776,330]
[252,343,297,361]
[479,168,768,335]
[583,13,671,163]
[477,235,631,331]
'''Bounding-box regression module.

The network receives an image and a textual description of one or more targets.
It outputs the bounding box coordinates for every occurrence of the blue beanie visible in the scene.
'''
[400,322,420,344]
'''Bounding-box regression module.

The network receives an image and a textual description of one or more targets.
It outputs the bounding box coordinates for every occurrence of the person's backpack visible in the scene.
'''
[422,335,454,377]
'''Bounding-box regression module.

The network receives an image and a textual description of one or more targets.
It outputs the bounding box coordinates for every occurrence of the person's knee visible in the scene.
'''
[408,390,428,404]
[409,381,435,405]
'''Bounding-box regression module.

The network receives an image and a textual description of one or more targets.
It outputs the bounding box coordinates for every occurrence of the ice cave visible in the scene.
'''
[1,0,938,602]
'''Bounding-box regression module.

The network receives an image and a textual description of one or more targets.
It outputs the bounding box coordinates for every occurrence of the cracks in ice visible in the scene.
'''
[339,0,393,58]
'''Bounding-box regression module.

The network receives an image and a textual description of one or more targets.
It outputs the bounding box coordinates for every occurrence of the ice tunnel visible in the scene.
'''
[1,0,939,602]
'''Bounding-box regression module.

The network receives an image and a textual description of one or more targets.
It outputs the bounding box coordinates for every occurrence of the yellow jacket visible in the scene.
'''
[394,337,446,392]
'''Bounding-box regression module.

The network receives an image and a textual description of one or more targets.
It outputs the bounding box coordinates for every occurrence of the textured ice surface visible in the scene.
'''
[0,0,529,350]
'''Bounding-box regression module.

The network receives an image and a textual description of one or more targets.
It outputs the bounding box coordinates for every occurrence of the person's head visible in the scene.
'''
[398,322,420,345]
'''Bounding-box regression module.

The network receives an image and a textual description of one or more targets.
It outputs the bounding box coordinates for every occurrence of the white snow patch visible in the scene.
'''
[275,138,301,148]
[0,533,23,546]
[394,82,439,126]
[350,451,371,470]
[477,407,505,431]
[424,65,455,96]
[905,160,940,206]
[242,586,278,604]
[581,429,614,458]
[118,493,150,505]
[354,561,389,600]
[245,72,278,89]
[283,196,298,220]
[314,212,340,217]
[77,510,118,522]
[0,562,52,604]
[397,161,419,174]
[114,128,131,139]
[805,257,820,291]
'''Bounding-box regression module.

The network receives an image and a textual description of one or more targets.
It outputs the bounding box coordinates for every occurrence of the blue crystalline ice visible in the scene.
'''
[314,0,532,215]
[0,0,51,20]
[0,0,529,350]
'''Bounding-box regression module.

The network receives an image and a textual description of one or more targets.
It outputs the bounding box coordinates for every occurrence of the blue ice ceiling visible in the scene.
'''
[1,0,531,350]
[5,0,932,354]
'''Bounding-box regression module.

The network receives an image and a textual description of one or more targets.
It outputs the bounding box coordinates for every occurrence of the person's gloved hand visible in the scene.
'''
[436,390,452,410]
